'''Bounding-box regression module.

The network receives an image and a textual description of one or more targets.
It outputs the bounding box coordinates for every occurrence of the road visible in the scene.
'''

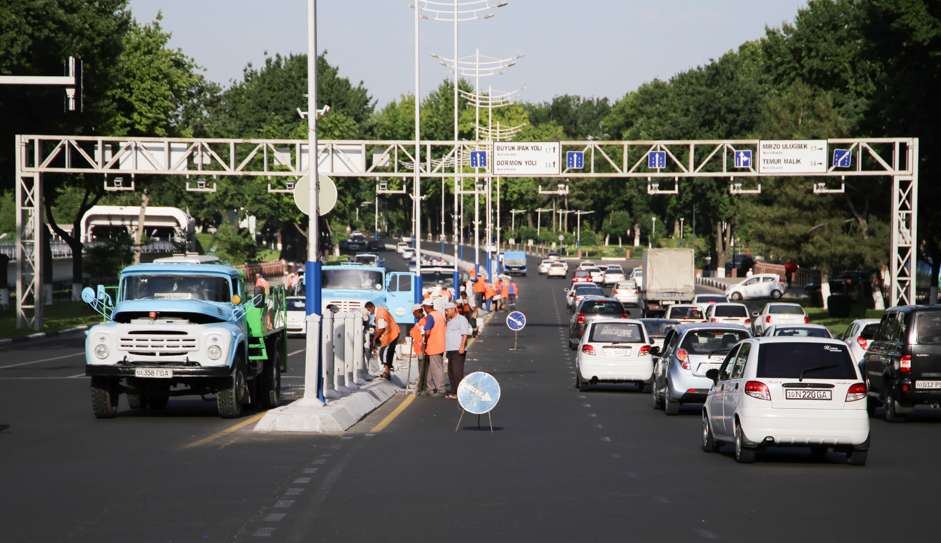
[1,249,939,542]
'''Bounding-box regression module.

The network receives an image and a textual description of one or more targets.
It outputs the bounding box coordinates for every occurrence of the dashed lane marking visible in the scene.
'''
[180,411,267,449]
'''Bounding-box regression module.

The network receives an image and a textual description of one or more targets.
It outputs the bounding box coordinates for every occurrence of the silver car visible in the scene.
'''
[651,323,751,415]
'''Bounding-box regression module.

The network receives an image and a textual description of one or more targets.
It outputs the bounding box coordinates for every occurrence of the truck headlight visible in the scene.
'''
[94,343,109,360]
[207,345,223,360]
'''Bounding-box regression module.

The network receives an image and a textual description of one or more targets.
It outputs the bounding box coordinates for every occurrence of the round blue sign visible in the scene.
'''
[457,372,501,415]
[506,311,527,331]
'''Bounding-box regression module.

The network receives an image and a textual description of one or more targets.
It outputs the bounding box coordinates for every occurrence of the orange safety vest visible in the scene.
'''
[510,281,519,297]
[376,306,400,347]
[410,316,426,356]
[425,310,447,356]
[469,268,477,278]
[473,277,486,293]
[484,284,496,299]
[500,281,510,297]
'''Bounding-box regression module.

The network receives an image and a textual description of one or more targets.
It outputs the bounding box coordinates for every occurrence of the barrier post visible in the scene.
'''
[333,312,347,392]
[321,310,336,399]
[353,313,368,383]
[344,312,358,388]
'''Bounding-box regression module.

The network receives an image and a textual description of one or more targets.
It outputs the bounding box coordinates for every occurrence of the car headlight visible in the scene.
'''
[94,343,109,360]
[207,345,223,360]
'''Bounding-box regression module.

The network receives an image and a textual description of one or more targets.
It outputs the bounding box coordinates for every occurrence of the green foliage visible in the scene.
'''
[85,228,134,282]
[212,224,257,265]
[0,190,14,235]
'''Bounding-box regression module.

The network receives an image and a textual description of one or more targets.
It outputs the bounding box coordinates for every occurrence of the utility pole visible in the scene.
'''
[574,210,595,248]
[303,0,323,403]
[535,207,552,236]
[510,209,527,234]
[413,0,423,300]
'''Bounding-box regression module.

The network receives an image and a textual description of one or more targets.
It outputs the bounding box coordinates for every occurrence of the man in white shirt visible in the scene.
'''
[444,301,472,399]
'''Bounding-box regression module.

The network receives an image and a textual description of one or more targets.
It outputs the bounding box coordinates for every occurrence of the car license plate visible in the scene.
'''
[915,380,941,390]
[785,389,831,400]
[134,367,172,379]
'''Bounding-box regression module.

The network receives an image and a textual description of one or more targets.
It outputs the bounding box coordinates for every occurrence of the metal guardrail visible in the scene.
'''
[0,240,182,262]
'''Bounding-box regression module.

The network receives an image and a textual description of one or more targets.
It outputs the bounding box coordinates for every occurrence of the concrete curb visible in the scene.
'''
[253,379,401,433]
[0,324,89,345]
[697,277,733,291]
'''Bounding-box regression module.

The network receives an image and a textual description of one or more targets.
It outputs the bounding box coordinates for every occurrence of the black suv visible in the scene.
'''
[862,305,941,421]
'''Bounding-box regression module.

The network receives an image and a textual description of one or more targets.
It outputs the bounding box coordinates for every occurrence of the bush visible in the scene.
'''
[85,229,134,282]
[213,223,257,265]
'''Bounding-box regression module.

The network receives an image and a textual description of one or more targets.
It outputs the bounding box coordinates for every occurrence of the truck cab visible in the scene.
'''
[320,263,417,324]
[82,263,286,419]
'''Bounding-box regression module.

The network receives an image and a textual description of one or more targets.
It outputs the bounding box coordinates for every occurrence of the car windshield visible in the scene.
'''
[915,312,941,345]
[642,320,677,337]
[551,262,566,268]
[714,305,748,317]
[756,342,856,379]
[286,297,306,311]
[769,305,804,315]
[617,280,636,289]
[589,322,644,343]
[353,255,377,265]
[580,300,624,315]
[670,306,703,319]
[575,270,590,277]
[322,269,384,290]
[696,295,727,304]
[773,327,831,338]
[860,323,880,340]
[122,274,231,302]
[681,329,749,355]
[605,266,623,273]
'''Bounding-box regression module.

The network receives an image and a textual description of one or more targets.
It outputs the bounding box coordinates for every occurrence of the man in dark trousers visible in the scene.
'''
[444,301,472,399]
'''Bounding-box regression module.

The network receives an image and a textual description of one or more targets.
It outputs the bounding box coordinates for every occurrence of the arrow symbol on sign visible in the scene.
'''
[462,382,493,402]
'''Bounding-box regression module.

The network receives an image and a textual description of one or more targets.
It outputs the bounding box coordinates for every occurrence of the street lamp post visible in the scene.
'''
[680,217,685,239]
[574,210,595,248]
[412,0,423,302]
[510,209,527,234]
[650,216,656,249]
[303,0,323,403]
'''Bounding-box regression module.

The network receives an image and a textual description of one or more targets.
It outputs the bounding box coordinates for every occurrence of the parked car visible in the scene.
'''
[651,323,751,415]
[630,267,644,290]
[761,324,832,338]
[752,303,808,335]
[612,279,640,304]
[640,318,679,353]
[569,297,629,349]
[547,261,568,278]
[566,283,605,311]
[286,296,307,336]
[575,319,653,391]
[702,337,869,464]
[840,318,881,365]
[603,264,626,286]
[726,273,786,301]
[693,294,729,313]
[665,304,705,324]
[704,303,751,327]
[862,305,941,422]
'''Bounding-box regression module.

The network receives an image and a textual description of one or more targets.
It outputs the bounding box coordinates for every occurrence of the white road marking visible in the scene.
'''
[287,348,305,357]
[273,500,294,509]
[284,488,304,496]
[253,527,276,537]
[292,477,311,484]
[263,513,286,523]
[0,351,83,370]
[67,372,85,378]
[302,468,319,474]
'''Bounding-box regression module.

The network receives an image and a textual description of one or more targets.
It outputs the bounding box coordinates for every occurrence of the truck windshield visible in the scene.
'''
[322,269,383,290]
[122,274,231,302]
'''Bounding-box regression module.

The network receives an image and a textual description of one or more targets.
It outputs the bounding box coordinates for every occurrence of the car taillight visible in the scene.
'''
[639,345,651,356]
[581,344,596,356]
[900,354,912,374]
[576,313,586,324]
[710,317,717,323]
[744,318,751,324]
[804,315,810,324]
[676,348,689,370]
[845,382,867,402]
[744,380,771,401]
[856,337,868,350]
[765,315,772,323]
[621,312,629,319]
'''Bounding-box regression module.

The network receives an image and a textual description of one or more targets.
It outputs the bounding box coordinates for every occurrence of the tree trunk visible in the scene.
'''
[134,191,149,264]
[633,224,641,247]
[714,222,732,272]
[44,188,102,302]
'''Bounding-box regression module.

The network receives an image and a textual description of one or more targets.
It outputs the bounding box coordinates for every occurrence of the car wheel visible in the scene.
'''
[847,449,868,466]
[770,289,783,299]
[650,380,664,410]
[664,387,680,416]
[701,411,718,452]
[730,292,743,301]
[576,373,588,392]
[734,421,756,463]
[883,390,906,423]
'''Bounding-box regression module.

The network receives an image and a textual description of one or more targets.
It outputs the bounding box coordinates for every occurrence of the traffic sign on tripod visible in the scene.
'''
[506,310,526,351]
[455,371,501,432]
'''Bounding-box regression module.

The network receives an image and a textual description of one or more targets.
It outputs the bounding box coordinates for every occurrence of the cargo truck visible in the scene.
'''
[641,248,696,316]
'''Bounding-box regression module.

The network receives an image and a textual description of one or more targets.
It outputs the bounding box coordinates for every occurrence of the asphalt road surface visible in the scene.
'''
[2,249,939,542]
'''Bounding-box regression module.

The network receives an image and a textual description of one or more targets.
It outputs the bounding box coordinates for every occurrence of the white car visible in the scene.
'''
[761,324,832,338]
[753,303,808,335]
[395,241,409,255]
[726,273,785,301]
[630,267,644,290]
[538,259,552,274]
[839,318,881,365]
[577,261,596,271]
[582,266,605,284]
[705,303,751,327]
[612,279,640,304]
[286,296,307,336]
[603,265,626,286]
[547,261,568,278]
[693,294,729,313]
[701,337,870,465]
[401,247,415,260]
[567,283,605,311]
[665,304,705,323]
[575,319,653,391]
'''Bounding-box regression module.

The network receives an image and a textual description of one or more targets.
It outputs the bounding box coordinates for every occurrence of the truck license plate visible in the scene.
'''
[134,367,173,379]
[915,380,941,390]
[785,389,831,400]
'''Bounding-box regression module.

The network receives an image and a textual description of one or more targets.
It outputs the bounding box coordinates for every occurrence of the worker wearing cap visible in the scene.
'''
[409,304,428,393]
[365,302,400,380]
[508,279,519,307]
[484,279,496,312]
[500,277,511,311]
[421,299,447,396]
[472,273,486,309]
[444,301,472,399]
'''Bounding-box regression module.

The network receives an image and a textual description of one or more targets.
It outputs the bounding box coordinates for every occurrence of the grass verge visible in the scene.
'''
[0,300,101,339]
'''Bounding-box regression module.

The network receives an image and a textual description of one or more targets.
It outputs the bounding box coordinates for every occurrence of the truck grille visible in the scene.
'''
[120,333,198,355]
[326,300,363,312]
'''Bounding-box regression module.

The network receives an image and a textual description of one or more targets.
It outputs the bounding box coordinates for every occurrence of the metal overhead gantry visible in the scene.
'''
[13,135,918,327]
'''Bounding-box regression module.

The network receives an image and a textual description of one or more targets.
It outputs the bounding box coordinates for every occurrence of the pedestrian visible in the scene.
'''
[784,260,798,289]
[500,276,510,310]
[421,299,448,397]
[409,304,428,393]
[484,279,496,312]
[445,302,472,399]
[459,290,478,336]
[365,302,400,380]
[508,279,519,307]
[473,273,486,309]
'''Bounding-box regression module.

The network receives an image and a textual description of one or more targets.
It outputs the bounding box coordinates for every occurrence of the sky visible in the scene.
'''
[129,0,808,107]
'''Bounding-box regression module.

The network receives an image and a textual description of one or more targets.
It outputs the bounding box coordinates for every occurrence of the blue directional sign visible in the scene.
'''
[833,148,852,168]
[506,310,527,331]
[734,149,753,169]
[648,151,666,169]
[470,150,487,169]
[457,371,502,415]
[566,151,585,170]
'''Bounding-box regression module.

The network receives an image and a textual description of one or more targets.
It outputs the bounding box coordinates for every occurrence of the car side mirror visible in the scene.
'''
[706,368,719,384]
[751,311,759,318]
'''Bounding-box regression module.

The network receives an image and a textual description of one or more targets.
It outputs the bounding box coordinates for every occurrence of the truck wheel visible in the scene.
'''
[217,365,246,419]
[127,393,145,410]
[91,378,119,419]
[259,342,281,409]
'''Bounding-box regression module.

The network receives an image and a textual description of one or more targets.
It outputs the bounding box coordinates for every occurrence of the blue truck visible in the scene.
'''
[502,250,528,276]
[319,263,418,324]
[82,263,286,419]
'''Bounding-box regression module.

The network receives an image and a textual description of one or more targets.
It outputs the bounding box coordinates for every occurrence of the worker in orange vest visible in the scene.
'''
[484,280,496,312]
[421,299,448,396]
[508,279,519,307]
[473,273,486,309]
[409,304,428,393]
[365,302,400,380]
